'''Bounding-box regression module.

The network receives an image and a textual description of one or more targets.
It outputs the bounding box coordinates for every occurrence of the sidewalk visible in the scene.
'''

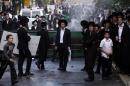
[113,64,130,86]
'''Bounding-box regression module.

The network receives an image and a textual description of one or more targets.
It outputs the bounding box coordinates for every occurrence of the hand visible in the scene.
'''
[54,46,57,50]
[9,59,16,63]
[68,47,71,50]
[12,54,15,58]
[85,48,87,50]
[116,36,119,41]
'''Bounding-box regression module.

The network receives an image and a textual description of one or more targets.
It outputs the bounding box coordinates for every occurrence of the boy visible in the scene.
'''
[0,34,18,85]
[100,31,113,80]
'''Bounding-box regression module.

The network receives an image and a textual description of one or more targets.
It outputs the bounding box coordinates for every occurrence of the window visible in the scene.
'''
[22,11,31,18]
[32,11,40,18]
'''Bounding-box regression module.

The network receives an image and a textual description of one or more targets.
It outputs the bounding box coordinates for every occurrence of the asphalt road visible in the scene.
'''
[0,58,124,86]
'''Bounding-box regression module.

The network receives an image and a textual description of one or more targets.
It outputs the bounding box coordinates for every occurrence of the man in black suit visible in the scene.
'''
[47,11,54,30]
[80,20,88,71]
[2,14,12,31]
[34,15,41,28]
[31,20,40,31]
[55,19,71,71]
[115,13,130,74]
[35,22,50,70]
[84,22,98,82]
[17,16,33,77]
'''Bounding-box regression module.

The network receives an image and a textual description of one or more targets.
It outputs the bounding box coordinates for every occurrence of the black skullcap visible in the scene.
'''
[80,20,88,28]
[20,16,29,26]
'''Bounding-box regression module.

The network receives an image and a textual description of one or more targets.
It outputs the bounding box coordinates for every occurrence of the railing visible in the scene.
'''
[0,30,84,57]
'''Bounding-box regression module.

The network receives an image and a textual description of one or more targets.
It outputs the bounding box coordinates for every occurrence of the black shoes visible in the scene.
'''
[81,68,86,71]
[12,80,18,86]
[102,76,111,80]
[18,73,24,78]
[35,62,45,70]
[84,78,94,82]
[23,72,34,76]
[35,62,40,69]
[18,72,34,77]
[58,68,66,72]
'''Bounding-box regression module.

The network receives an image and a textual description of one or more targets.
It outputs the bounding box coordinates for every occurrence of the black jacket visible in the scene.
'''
[3,43,15,61]
[84,31,98,48]
[31,26,40,31]
[17,27,31,50]
[2,19,12,31]
[55,28,71,47]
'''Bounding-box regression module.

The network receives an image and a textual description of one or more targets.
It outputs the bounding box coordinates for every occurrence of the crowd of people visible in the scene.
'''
[0,8,130,85]
[80,9,130,81]
[0,10,66,32]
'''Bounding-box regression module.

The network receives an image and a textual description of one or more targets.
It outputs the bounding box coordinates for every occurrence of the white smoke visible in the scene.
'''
[63,0,97,31]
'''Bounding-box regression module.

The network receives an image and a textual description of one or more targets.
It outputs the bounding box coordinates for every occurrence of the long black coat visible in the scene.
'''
[37,29,50,60]
[115,23,130,73]
[17,27,31,50]
[2,19,12,31]
[84,31,98,71]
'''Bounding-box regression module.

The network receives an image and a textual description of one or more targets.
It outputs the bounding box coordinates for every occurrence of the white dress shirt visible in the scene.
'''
[60,29,65,43]
[100,38,113,59]
[34,26,37,30]
[118,23,124,43]
[49,15,52,21]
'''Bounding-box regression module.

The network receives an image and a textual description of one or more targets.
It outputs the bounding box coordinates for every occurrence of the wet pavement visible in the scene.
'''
[0,58,124,86]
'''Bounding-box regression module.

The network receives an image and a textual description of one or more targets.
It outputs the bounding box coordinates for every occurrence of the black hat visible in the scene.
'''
[112,12,118,17]
[126,9,130,15]
[58,19,68,26]
[127,16,130,21]
[80,20,88,28]
[94,24,100,29]
[32,20,37,25]
[117,12,124,19]
[88,22,95,27]
[41,22,47,28]
[20,16,29,26]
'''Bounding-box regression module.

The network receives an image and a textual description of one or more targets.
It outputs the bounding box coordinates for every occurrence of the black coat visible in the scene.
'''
[81,29,87,48]
[31,26,40,31]
[55,28,71,48]
[115,23,130,73]
[36,29,50,59]
[2,19,12,31]
[84,31,98,73]
[17,27,31,50]
[84,31,98,48]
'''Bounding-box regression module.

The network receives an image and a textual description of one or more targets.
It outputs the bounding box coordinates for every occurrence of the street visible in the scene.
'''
[0,58,124,86]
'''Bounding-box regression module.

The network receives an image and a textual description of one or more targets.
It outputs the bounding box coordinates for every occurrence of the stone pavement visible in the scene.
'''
[0,58,124,86]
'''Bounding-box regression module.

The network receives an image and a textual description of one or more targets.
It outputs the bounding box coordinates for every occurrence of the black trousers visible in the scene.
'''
[18,49,32,75]
[58,44,69,70]
[101,57,112,77]
[36,47,48,68]
[52,48,58,61]
[83,49,87,69]
[86,46,97,80]
[96,50,102,72]
[0,61,17,83]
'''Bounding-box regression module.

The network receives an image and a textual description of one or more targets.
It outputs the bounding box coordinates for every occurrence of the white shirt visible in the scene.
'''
[34,26,37,30]
[100,38,113,59]
[118,23,124,42]
[49,15,52,21]
[60,29,65,43]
